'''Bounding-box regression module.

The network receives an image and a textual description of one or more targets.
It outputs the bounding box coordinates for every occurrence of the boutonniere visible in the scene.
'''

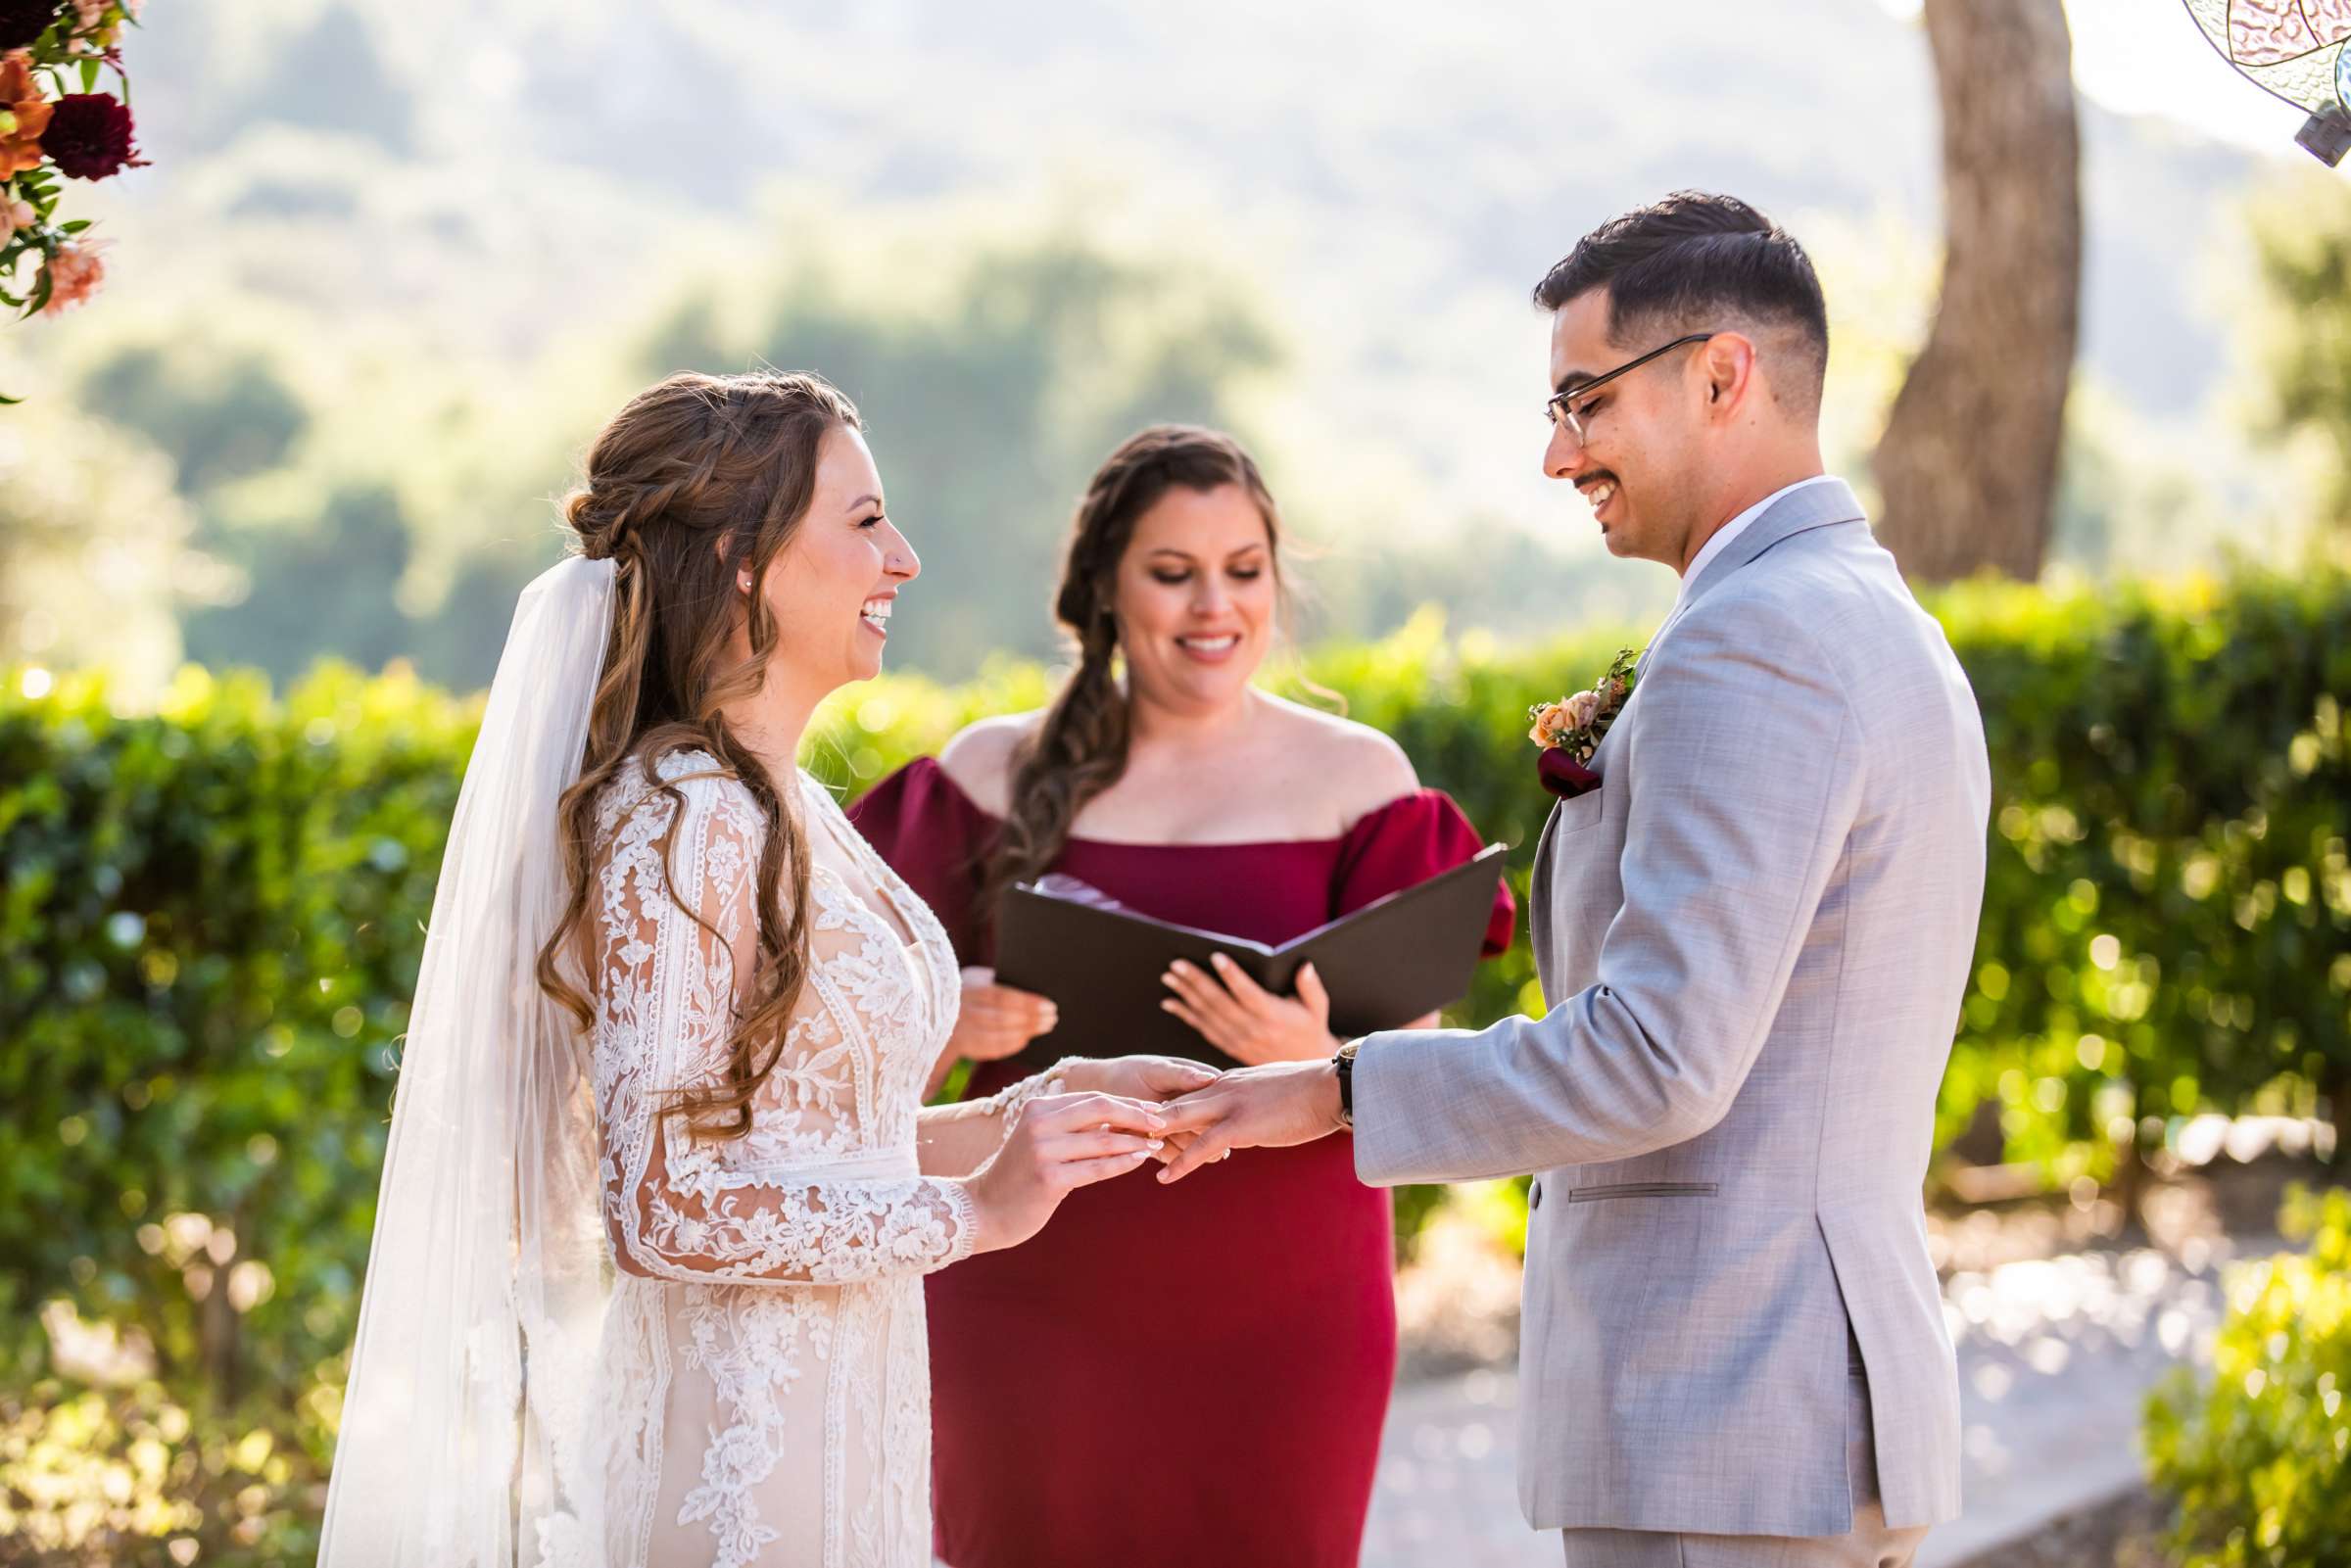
[1527,647,1639,800]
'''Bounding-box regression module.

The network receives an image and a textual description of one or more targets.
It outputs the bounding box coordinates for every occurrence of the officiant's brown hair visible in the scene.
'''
[979,425,1284,919]
[536,369,857,1142]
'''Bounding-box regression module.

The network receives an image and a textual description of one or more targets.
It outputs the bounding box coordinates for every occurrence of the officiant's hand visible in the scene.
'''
[949,967,1059,1063]
[1160,955,1339,1066]
[1151,1060,1348,1183]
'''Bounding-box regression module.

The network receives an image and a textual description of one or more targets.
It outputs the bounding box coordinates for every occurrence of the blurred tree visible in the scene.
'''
[2244,169,2351,530]
[183,484,415,679]
[248,4,412,153]
[647,231,1283,673]
[0,404,218,696]
[1874,0,2081,583]
[77,343,310,497]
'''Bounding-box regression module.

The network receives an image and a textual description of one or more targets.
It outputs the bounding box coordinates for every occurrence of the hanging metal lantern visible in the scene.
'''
[2182,0,2351,164]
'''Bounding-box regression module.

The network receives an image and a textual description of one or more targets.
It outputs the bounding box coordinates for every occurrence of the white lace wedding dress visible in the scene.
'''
[559,749,1029,1568]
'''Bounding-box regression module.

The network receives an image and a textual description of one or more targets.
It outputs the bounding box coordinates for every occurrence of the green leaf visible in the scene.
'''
[78,59,97,94]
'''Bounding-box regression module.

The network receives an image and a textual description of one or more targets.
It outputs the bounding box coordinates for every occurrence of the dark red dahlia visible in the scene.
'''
[44,92,139,180]
[0,0,62,51]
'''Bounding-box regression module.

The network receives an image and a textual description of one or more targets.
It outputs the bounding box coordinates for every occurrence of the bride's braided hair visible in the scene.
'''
[536,369,859,1141]
[977,425,1283,920]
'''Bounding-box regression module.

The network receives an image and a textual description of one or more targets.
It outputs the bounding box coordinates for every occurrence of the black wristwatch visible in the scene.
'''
[1332,1039,1361,1128]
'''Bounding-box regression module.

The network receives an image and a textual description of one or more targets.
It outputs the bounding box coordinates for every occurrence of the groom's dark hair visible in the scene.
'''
[1533,191,1828,415]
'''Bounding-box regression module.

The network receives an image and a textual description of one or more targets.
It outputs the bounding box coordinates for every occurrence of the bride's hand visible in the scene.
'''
[1061,1054,1223,1106]
[965,1092,1169,1254]
[947,966,1058,1064]
[1160,956,1339,1067]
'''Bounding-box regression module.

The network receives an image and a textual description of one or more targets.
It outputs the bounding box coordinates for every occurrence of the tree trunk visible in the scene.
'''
[1874,0,2082,584]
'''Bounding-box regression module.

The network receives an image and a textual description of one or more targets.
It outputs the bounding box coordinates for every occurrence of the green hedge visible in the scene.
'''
[1937,573,2351,1186]
[0,664,474,1561]
[1,569,2346,1558]
[2145,1186,2351,1565]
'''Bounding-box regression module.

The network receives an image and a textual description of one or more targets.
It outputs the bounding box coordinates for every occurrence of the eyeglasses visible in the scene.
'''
[1542,332,1717,448]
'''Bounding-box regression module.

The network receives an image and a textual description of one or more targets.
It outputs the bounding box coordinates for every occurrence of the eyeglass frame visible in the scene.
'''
[1542,331,1718,447]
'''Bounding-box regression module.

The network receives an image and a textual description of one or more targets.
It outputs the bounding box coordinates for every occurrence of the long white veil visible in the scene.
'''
[319,553,618,1567]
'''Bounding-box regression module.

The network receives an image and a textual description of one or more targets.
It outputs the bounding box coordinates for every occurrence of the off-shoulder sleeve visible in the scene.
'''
[1330,788,1516,958]
[848,757,996,961]
[590,768,977,1285]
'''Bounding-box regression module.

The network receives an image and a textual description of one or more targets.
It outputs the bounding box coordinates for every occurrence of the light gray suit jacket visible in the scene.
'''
[1353,479,1990,1538]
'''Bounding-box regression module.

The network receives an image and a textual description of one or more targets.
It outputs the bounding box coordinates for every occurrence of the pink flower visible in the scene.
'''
[0,192,32,242]
[1561,689,1602,733]
[38,234,107,313]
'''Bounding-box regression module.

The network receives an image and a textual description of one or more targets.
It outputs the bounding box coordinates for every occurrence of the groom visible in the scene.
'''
[1157,192,1990,1566]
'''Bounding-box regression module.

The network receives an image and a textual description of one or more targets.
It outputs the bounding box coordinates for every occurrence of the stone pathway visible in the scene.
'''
[1361,1233,2258,1567]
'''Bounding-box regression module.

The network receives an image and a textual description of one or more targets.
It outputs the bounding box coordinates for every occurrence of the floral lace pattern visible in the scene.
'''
[576,750,971,1567]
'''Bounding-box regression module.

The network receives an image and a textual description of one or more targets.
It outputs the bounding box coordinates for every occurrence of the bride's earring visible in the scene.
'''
[738,571,752,594]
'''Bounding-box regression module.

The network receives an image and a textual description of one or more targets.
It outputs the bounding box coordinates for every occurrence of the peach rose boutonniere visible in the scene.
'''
[1528,647,1638,800]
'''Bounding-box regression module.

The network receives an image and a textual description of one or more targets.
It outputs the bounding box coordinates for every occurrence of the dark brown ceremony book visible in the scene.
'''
[994,843,1507,1069]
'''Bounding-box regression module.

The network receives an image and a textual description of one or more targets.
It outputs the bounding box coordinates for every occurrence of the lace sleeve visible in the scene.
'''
[589,767,979,1285]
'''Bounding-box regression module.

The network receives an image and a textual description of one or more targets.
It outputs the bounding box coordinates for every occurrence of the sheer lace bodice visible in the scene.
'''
[556,750,981,1568]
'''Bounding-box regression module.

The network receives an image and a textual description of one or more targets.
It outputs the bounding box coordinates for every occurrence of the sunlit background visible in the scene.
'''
[1,0,2342,700]
[6,4,2351,1564]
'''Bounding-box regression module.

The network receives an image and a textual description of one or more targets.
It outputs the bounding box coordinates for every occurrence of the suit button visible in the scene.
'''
[1529,1180,1544,1211]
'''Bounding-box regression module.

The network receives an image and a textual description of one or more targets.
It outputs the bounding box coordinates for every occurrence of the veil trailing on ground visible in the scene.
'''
[318,553,617,1567]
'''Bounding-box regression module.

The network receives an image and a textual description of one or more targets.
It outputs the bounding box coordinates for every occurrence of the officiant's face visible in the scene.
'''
[762,423,920,692]
[1544,289,1703,568]
[1112,483,1277,714]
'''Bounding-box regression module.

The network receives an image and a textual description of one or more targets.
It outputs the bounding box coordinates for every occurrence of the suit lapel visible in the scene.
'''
[1529,800,1560,963]
[1634,480,1867,681]
[1678,478,1867,616]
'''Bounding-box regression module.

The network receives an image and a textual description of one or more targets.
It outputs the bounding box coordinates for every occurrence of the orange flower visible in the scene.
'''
[0,50,51,179]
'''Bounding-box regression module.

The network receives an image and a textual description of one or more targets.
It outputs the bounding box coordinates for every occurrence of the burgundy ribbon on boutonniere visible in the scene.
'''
[1528,647,1639,801]
[1536,746,1601,800]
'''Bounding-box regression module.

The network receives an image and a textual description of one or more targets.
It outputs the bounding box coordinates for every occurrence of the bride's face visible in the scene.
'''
[760,424,919,697]
[1111,482,1277,717]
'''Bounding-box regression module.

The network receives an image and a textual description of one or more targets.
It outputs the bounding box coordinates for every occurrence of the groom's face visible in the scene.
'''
[1543,289,1701,568]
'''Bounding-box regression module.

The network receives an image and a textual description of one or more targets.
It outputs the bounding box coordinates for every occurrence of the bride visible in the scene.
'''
[316,370,1213,1567]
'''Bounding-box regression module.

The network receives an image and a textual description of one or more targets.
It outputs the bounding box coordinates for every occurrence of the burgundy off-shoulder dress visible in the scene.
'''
[849,757,1514,1568]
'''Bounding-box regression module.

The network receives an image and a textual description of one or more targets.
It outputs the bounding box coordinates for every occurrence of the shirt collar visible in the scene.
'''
[1671,474,1842,611]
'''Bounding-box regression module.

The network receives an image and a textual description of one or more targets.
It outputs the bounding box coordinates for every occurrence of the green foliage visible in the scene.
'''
[75,344,310,498]
[1,567,2345,1549]
[0,1379,326,1564]
[2248,171,2351,531]
[2145,1186,2351,1567]
[0,662,473,1561]
[1934,573,2351,1192]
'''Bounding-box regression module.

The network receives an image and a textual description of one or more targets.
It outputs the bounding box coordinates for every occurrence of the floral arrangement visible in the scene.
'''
[0,0,144,375]
[1528,646,1638,799]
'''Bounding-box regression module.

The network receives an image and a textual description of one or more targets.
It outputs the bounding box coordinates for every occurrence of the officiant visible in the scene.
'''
[851,422,1513,1568]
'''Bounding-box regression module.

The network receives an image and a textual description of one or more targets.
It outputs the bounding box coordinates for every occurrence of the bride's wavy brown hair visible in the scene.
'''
[977,424,1284,919]
[535,369,860,1141]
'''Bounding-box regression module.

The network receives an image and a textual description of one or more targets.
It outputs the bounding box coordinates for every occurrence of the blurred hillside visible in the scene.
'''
[0,0,2319,691]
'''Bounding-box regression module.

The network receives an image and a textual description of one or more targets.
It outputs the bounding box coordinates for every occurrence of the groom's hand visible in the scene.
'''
[1152,1059,1347,1183]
